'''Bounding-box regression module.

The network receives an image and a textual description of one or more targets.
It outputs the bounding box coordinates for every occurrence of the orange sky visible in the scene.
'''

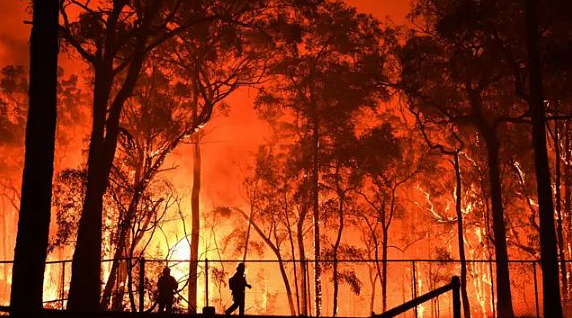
[0,0,413,211]
[189,1,412,207]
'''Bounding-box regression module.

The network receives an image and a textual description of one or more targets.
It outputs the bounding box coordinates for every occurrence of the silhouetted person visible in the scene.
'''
[158,267,178,313]
[225,263,252,316]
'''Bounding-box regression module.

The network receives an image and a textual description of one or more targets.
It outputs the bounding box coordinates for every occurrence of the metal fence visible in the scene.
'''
[1,259,571,317]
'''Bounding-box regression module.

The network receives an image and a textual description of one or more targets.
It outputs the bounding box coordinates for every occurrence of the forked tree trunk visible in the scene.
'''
[10,0,59,315]
[68,2,160,310]
[525,1,563,315]
[236,208,297,315]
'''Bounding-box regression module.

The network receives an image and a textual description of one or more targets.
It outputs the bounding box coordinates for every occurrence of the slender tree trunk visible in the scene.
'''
[453,153,471,318]
[332,192,344,317]
[381,227,388,313]
[297,206,308,316]
[236,208,296,315]
[111,236,130,311]
[368,267,377,314]
[102,113,146,309]
[10,0,58,315]
[483,131,514,317]
[101,168,145,309]
[277,254,297,316]
[552,118,569,300]
[189,139,201,313]
[285,204,301,315]
[311,117,322,317]
[525,1,563,315]
[565,120,572,302]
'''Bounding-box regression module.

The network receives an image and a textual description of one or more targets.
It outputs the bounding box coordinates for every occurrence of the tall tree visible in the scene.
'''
[10,0,59,315]
[60,0,255,310]
[356,124,419,313]
[61,0,188,310]
[415,118,471,318]
[255,2,390,314]
[525,0,562,315]
[399,2,534,313]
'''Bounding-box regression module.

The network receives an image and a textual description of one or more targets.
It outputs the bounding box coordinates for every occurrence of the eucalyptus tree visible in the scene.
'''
[355,123,420,313]
[255,1,391,314]
[165,13,273,311]
[59,0,279,310]
[9,0,59,315]
[399,1,533,314]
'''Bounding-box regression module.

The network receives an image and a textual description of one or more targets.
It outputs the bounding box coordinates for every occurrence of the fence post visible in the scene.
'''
[451,276,461,318]
[533,261,539,318]
[412,260,417,318]
[60,261,65,310]
[205,258,209,307]
[139,257,145,313]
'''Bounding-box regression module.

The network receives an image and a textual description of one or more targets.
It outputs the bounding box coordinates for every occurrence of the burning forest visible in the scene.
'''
[0,0,572,317]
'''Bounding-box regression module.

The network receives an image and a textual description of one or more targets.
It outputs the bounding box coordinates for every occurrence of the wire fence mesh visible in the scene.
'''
[0,259,569,317]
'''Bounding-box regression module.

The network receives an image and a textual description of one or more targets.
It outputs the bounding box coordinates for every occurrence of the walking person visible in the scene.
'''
[157,267,178,313]
[225,263,252,316]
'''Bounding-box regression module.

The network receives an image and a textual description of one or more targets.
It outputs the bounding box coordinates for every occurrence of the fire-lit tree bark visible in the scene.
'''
[9,0,59,315]
[415,119,472,318]
[525,0,563,315]
[255,3,390,315]
[234,207,297,315]
[549,115,568,300]
[60,0,262,309]
[64,1,168,310]
[452,152,471,318]
[297,202,310,315]
[311,114,323,316]
[189,136,201,313]
[399,14,523,313]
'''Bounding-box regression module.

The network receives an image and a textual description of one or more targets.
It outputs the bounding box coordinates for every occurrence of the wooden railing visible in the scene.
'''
[372,276,461,318]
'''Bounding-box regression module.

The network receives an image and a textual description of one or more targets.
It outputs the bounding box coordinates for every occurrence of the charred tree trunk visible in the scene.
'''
[189,139,201,313]
[453,153,471,318]
[381,226,388,313]
[297,205,308,316]
[10,0,59,315]
[483,130,514,317]
[552,118,568,300]
[311,116,322,317]
[67,67,112,311]
[284,198,301,315]
[525,0,563,315]
[566,120,572,301]
[100,184,144,309]
[332,188,344,317]
[368,266,378,314]
[68,3,157,308]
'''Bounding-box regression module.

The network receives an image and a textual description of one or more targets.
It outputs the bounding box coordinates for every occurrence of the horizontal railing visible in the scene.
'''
[0,258,566,316]
[373,276,460,318]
